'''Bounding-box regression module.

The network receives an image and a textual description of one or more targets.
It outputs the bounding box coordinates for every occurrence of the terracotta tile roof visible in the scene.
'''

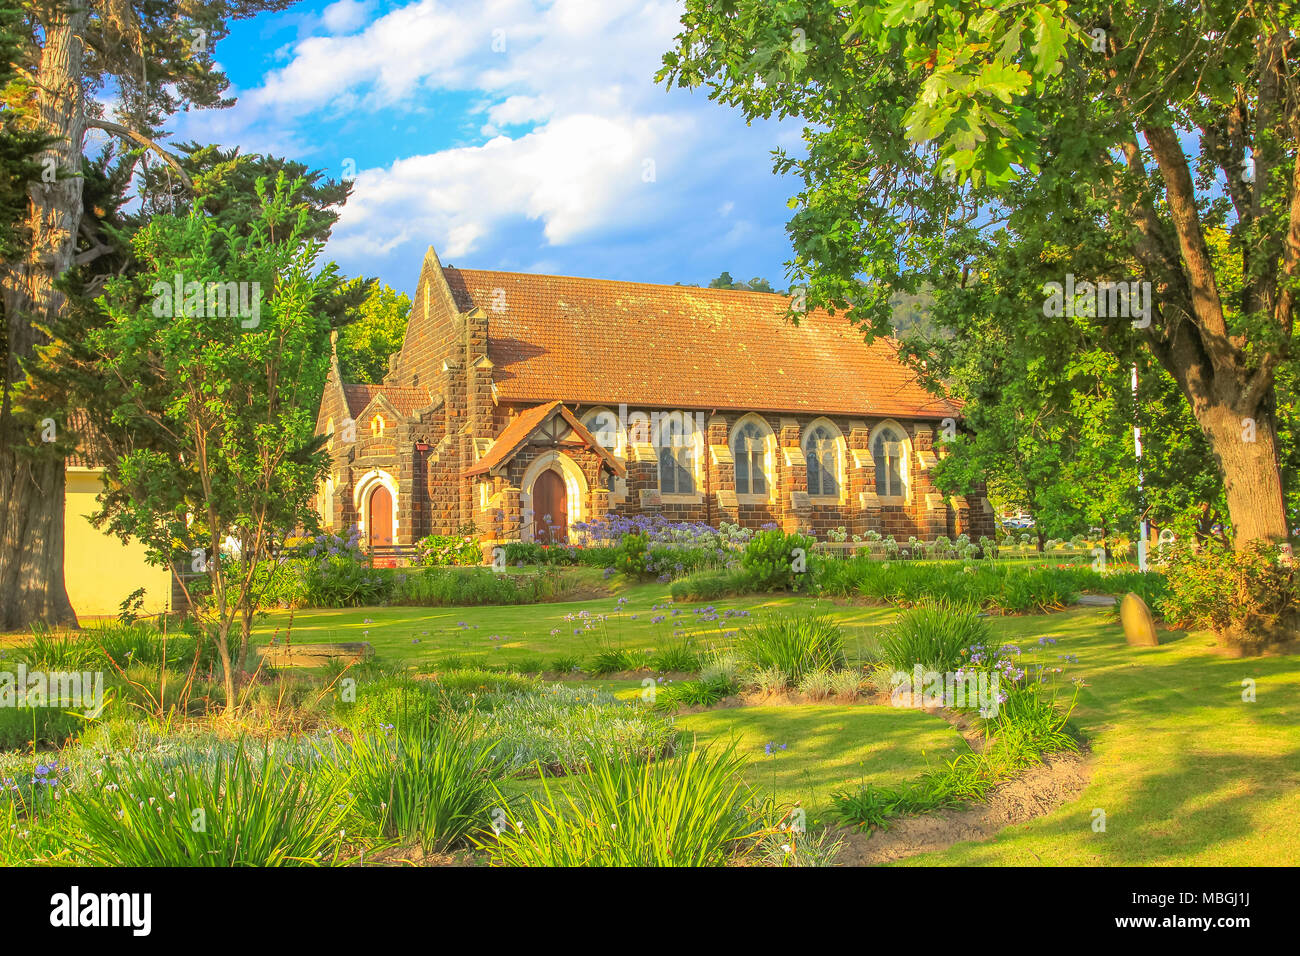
[342,384,436,419]
[465,401,627,478]
[442,268,958,419]
[65,409,112,469]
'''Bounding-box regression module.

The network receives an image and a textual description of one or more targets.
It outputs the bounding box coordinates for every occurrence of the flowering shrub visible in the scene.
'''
[1160,542,1296,644]
[412,533,482,567]
[572,513,752,550]
[298,531,392,607]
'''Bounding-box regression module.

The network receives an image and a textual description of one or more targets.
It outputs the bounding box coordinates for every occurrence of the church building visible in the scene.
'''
[314,247,995,551]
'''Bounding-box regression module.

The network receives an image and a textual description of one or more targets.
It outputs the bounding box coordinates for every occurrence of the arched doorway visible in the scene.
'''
[532,470,567,544]
[368,485,393,551]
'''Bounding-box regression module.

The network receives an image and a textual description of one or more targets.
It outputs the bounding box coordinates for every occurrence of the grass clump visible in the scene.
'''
[876,601,991,673]
[320,719,503,853]
[649,639,702,673]
[66,739,348,866]
[585,647,640,676]
[734,611,845,683]
[652,674,736,712]
[332,673,443,733]
[481,743,760,866]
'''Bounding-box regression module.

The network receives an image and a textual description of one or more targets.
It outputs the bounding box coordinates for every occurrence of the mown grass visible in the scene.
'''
[891,609,1300,866]
[6,561,1299,866]
[258,600,1300,866]
[673,705,969,822]
[248,585,896,671]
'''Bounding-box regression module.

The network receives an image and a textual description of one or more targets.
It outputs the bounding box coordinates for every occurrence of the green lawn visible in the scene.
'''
[674,705,969,821]
[250,584,897,668]
[897,611,1300,866]
[250,592,1300,866]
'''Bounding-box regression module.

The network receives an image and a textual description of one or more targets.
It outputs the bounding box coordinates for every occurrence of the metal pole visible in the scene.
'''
[1133,363,1149,571]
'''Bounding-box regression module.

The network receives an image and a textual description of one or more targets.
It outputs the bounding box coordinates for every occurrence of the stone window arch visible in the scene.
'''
[730,413,775,502]
[803,418,846,500]
[656,410,704,499]
[870,420,911,500]
[581,406,625,456]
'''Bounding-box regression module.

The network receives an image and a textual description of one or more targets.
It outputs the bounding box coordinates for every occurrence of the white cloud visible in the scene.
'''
[333,111,693,258]
[321,0,375,33]
[485,94,554,127]
[177,0,799,277]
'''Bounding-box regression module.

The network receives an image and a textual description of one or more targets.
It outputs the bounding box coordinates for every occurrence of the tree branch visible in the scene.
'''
[85,118,193,190]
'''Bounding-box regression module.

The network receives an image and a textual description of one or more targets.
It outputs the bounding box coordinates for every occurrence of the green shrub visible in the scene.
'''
[585,647,639,676]
[669,566,756,601]
[413,533,482,567]
[647,543,733,578]
[876,601,991,673]
[482,743,759,866]
[742,529,815,592]
[432,668,537,696]
[614,531,651,578]
[393,567,581,606]
[300,553,392,607]
[734,612,845,682]
[501,542,619,568]
[813,557,1157,613]
[66,740,348,866]
[321,720,502,852]
[548,654,583,674]
[0,704,85,750]
[1161,542,1296,643]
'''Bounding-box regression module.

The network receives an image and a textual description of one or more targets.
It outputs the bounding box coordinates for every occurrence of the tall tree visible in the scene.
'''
[86,174,341,709]
[662,0,1298,549]
[0,0,294,631]
[335,278,410,384]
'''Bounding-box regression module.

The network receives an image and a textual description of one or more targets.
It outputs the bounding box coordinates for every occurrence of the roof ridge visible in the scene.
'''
[444,265,796,301]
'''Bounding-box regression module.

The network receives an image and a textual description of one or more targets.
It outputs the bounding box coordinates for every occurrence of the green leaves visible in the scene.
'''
[90,170,345,700]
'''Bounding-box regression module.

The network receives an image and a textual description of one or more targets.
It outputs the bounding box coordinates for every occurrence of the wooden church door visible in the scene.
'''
[368,485,393,551]
[532,470,567,544]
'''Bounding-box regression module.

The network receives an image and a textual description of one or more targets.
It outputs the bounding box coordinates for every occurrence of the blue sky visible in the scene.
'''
[155,0,805,297]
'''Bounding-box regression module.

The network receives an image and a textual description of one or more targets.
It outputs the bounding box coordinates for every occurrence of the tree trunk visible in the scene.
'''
[216,622,237,715]
[0,8,88,631]
[1201,401,1289,548]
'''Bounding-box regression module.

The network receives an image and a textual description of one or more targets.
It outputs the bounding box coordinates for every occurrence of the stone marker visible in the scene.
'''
[1077,594,1117,607]
[258,641,374,668]
[1119,593,1159,647]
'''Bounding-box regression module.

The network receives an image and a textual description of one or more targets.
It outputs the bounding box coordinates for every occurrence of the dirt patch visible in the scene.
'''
[832,751,1091,866]
[357,845,481,867]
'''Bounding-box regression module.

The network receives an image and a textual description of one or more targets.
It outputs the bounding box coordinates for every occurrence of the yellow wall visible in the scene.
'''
[64,468,173,619]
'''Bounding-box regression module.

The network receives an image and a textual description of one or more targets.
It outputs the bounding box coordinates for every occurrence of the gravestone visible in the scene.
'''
[1119,593,1159,647]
